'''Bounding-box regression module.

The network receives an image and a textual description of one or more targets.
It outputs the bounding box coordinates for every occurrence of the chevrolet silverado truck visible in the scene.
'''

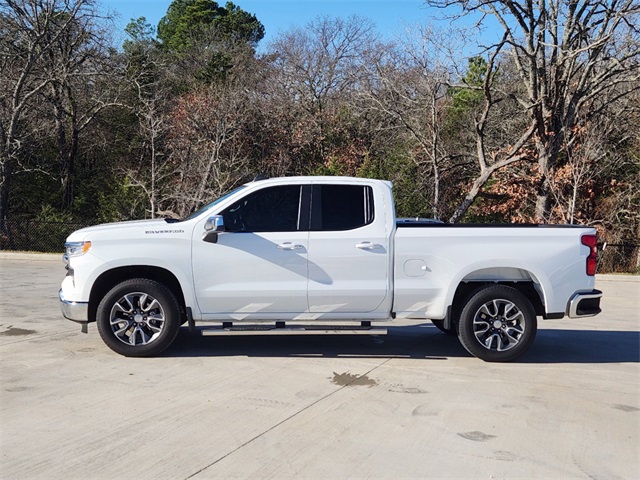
[60,176,602,361]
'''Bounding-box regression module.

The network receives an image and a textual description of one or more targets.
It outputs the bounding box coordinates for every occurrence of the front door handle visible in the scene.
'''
[277,242,304,250]
[355,242,382,250]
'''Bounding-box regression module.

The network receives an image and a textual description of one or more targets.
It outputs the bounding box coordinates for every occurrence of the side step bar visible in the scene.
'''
[200,322,387,336]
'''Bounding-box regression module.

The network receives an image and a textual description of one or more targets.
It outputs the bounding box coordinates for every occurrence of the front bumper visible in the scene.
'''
[59,289,89,322]
[567,289,603,318]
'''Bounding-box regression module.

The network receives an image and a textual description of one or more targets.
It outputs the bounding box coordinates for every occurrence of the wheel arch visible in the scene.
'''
[88,266,187,324]
[447,267,547,327]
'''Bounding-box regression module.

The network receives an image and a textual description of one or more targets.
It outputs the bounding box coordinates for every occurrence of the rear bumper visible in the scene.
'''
[59,289,88,322]
[567,289,602,318]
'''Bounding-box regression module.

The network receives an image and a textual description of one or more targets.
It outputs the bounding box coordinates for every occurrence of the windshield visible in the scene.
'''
[183,186,247,221]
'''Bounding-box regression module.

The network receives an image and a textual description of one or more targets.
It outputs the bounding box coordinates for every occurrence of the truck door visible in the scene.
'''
[307,183,391,314]
[192,184,310,316]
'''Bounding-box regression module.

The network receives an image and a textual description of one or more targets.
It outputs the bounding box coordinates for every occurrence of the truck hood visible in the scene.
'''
[66,219,182,242]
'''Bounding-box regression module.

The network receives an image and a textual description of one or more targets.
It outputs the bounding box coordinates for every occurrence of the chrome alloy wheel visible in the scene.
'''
[472,299,525,352]
[109,292,166,346]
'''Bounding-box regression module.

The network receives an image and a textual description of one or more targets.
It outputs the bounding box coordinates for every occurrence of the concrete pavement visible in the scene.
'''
[1,253,638,479]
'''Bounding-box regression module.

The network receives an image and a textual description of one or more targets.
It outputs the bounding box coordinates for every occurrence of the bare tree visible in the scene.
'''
[427,0,640,221]
[358,26,465,220]
[162,82,250,218]
[126,82,170,219]
[1,0,87,229]
[447,41,537,222]
[121,22,171,219]
[268,15,376,166]
[41,7,124,210]
[270,15,375,115]
[0,0,126,232]
[548,120,620,224]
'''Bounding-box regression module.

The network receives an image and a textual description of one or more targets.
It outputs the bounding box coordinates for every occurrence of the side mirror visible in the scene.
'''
[203,215,225,243]
[204,215,225,232]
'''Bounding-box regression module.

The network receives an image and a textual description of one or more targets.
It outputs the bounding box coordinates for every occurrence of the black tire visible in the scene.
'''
[431,319,457,336]
[96,278,181,357]
[457,285,537,362]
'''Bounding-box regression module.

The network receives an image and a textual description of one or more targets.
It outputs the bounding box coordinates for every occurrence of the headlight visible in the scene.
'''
[65,241,92,258]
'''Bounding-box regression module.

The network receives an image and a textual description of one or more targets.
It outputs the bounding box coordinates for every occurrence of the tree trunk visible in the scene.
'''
[636,224,640,271]
[534,128,564,223]
[534,176,551,223]
[430,89,440,221]
[0,154,13,234]
[448,169,492,223]
[53,83,80,211]
[62,126,79,210]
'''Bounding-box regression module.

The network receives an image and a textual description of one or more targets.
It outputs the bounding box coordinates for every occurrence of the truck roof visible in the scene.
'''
[244,176,393,189]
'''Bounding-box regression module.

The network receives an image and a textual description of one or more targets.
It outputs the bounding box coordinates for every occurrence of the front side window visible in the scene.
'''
[311,185,374,231]
[221,185,303,232]
[184,186,247,221]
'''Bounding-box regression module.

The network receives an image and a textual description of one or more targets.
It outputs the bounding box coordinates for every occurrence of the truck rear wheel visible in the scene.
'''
[96,278,181,357]
[458,285,537,362]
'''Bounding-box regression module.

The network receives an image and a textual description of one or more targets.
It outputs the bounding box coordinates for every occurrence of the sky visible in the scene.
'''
[101,0,462,48]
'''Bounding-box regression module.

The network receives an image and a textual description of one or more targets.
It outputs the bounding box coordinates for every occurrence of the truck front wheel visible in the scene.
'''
[458,285,537,362]
[96,278,181,357]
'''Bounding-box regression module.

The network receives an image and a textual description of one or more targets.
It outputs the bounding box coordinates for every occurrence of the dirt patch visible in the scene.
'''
[0,326,37,336]
[612,404,639,413]
[331,371,377,388]
[457,431,496,442]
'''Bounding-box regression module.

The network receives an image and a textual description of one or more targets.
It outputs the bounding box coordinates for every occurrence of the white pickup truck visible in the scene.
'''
[60,176,602,361]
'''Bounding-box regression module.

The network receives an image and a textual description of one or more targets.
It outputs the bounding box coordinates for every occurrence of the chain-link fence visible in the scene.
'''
[0,219,94,253]
[0,219,637,273]
[599,243,640,274]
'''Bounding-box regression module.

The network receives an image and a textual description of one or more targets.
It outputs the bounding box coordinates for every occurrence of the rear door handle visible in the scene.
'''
[277,242,304,250]
[355,242,382,250]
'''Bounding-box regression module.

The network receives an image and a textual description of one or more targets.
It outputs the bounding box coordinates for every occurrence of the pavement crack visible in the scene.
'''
[183,332,437,479]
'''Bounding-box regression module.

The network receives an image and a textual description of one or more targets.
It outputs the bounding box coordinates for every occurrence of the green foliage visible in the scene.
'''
[312,158,350,177]
[69,170,146,223]
[154,1,264,87]
[2,205,76,253]
[194,50,234,83]
[11,169,61,216]
[123,17,160,88]
[215,2,265,45]
[35,204,74,223]
[442,56,489,155]
[124,16,155,50]
[359,149,431,218]
[448,56,486,116]
[157,0,264,52]
[157,0,220,51]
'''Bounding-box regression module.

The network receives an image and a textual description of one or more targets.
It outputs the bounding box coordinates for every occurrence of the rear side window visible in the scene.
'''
[311,185,374,231]
[221,185,303,232]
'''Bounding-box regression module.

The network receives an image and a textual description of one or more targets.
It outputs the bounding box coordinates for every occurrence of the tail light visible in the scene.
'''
[581,234,597,276]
